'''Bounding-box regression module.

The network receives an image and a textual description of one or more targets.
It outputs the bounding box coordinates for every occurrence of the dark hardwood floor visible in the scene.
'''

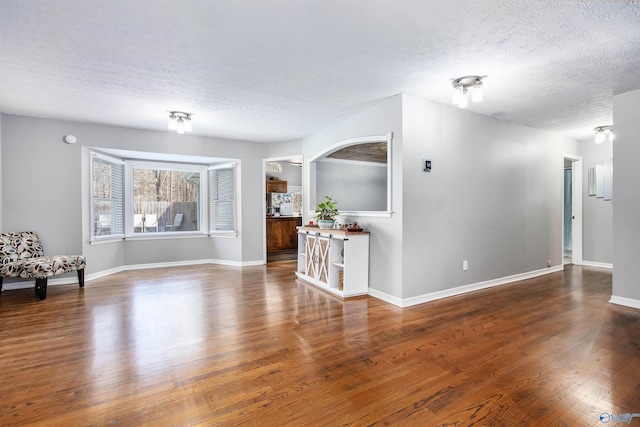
[0,263,638,426]
[267,249,298,263]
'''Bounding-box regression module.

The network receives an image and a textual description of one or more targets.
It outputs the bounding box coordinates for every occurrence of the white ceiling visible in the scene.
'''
[1,0,639,143]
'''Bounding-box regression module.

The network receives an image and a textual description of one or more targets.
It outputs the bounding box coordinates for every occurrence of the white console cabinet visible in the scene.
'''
[296,226,370,297]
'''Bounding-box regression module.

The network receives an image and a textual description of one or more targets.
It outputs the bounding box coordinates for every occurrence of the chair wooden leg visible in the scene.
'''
[0,276,3,294]
[36,278,47,300]
[78,269,85,288]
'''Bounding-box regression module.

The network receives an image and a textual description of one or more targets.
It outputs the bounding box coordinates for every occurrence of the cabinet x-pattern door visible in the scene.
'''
[305,234,317,278]
[317,236,330,284]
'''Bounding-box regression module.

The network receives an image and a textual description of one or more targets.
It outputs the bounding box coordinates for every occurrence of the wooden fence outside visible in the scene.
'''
[134,201,198,232]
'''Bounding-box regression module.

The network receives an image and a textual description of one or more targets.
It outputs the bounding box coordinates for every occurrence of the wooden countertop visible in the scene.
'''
[266,216,302,220]
[297,226,370,236]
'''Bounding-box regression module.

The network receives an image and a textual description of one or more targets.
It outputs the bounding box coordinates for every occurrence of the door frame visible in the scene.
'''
[563,154,583,265]
[262,154,304,264]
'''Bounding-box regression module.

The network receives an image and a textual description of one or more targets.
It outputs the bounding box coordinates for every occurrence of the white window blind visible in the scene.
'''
[209,165,236,233]
[91,154,124,239]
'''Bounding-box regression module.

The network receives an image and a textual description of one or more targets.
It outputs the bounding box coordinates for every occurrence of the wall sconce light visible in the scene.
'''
[168,111,193,134]
[594,125,614,144]
[452,75,485,109]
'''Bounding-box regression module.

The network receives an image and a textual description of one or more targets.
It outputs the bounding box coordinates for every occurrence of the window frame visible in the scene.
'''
[90,152,125,242]
[89,149,240,244]
[124,160,209,238]
[208,162,237,236]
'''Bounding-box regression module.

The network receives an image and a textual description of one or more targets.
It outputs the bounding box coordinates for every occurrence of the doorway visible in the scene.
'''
[563,155,583,266]
[263,155,303,264]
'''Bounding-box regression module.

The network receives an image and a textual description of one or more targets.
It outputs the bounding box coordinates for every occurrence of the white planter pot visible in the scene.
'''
[317,220,335,229]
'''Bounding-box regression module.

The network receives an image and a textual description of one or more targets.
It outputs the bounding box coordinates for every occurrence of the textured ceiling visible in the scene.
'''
[1,0,639,143]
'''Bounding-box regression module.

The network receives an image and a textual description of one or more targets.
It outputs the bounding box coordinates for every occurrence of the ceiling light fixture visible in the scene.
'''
[265,162,283,173]
[452,75,485,109]
[594,125,614,144]
[168,111,193,134]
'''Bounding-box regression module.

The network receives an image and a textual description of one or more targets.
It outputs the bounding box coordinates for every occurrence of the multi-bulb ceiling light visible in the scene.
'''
[452,75,484,109]
[168,111,193,134]
[594,125,614,144]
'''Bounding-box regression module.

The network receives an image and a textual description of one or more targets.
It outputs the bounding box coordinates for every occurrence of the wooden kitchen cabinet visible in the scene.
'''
[266,216,302,252]
[266,180,288,193]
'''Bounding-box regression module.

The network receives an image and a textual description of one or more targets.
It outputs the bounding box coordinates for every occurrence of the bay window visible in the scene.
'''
[90,151,237,241]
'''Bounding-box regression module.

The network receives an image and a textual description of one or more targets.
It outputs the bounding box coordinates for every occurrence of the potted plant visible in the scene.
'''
[314,195,339,229]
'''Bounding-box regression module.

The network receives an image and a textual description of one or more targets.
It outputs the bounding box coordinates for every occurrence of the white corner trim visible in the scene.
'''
[372,265,564,308]
[609,296,640,310]
[86,266,125,281]
[581,260,613,269]
[368,288,403,307]
[240,260,266,267]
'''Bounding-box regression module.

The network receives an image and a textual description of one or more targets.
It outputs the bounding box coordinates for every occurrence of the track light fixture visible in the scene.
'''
[168,111,193,134]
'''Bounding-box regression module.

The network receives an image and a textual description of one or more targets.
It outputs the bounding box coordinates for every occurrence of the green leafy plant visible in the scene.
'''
[314,195,339,221]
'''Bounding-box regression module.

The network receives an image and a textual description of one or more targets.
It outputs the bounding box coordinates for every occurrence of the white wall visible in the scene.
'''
[581,137,613,265]
[1,114,266,278]
[301,93,582,303]
[612,89,640,305]
[302,95,404,299]
[266,162,302,186]
[401,94,581,299]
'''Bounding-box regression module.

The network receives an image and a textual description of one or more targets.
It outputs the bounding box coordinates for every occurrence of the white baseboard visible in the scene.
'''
[609,296,640,310]
[581,260,613,269]
[2,258,265,291]
[368,288,403,307]
[123,259,214,271]
[210,259,264,267]
[86,266,125,282]
[241,260,267,267]
[2,272,90,290]
[369,265,564,308]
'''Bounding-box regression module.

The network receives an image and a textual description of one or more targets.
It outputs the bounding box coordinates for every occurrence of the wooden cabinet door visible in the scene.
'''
[266,180,288,193]
[317,237,330,284]
[266,181,278,193]
[266,218,297,252]
[305,235,317,278]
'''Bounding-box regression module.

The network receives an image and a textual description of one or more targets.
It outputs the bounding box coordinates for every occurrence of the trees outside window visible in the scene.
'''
[131,168,201,233]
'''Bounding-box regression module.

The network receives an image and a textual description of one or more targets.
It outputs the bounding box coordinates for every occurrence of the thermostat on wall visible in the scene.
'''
[63,135,77,144]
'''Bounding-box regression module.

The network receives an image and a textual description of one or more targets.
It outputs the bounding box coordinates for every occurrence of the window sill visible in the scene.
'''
[209,232,238,238]
[124,232,209,241]
[90,236,124,245]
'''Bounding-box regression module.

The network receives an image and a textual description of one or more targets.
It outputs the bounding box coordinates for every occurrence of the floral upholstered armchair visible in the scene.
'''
[0,231,86,300]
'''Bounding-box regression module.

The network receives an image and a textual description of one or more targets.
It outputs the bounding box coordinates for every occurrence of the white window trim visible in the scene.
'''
[208,161,238,236]
[88,149,240,242]
[307,132,393,217]
[90,152,125,242]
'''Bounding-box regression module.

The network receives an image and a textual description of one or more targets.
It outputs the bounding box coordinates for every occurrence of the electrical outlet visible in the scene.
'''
[547,260,552,267]
[463,260,468,271]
